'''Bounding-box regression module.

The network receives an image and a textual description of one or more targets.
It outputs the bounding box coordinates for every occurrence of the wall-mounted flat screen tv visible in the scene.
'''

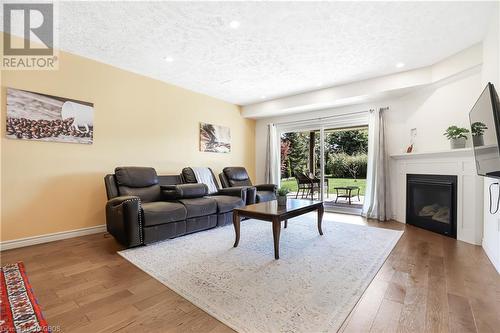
[469,82,500,178]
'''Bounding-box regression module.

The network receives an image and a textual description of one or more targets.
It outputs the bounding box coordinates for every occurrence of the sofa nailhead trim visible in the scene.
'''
[122,198,143,244]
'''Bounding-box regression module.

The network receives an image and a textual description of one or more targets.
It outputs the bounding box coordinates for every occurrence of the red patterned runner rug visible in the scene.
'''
[0,262,50,333]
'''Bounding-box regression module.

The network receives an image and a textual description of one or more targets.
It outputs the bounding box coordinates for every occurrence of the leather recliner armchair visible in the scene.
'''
[219,167,277,203]
[104,166,245,248]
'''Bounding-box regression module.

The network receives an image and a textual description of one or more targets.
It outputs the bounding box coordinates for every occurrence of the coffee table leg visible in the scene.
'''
[284,219,288,228]
[272,217,281,259]
[317,204,324,236]
[233,211,240,247]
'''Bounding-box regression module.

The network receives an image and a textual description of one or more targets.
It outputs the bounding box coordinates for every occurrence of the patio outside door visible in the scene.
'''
[279,123,368,213]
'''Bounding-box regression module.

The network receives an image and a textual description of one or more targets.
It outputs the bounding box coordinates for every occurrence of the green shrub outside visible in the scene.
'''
[325,153,367,179]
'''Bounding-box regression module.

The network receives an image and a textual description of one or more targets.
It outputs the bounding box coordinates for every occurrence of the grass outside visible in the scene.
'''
[280,177,366,196]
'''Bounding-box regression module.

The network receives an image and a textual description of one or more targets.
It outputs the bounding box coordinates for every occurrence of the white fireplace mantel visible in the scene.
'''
[390,148,483,245]
[390,147,472,160]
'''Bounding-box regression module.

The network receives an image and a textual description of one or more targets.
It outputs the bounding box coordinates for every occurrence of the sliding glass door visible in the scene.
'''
[280,127,326,201]
[278,115,369,212]
[322,126,368,209]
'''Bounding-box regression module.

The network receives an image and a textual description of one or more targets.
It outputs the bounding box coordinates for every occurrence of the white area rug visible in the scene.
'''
[119,213,403,333]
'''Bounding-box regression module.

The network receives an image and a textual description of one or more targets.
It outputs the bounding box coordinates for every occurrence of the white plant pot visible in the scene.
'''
[450,137,466,149]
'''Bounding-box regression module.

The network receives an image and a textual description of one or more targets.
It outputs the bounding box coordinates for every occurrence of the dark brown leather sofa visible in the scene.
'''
[219,167,277,203]
[104,166,245,248]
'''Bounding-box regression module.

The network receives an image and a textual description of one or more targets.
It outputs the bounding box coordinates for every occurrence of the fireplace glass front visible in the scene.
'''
[406,174,457,238]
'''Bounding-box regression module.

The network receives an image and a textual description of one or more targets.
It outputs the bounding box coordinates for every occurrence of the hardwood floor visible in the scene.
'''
[2,214,499,333]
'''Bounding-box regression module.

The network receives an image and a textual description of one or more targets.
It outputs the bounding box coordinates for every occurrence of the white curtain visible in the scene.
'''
[265,123,280,185]
[362,108,390,221]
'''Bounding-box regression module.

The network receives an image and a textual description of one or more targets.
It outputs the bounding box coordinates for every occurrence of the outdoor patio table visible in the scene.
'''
[334,186,360,205]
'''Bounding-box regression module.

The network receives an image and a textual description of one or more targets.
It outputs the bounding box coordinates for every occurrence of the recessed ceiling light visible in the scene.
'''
[261,95,267,99]
[396,62,405,68]
[229,20,240,29]
[164,56,174,62]
[316,82,323,87]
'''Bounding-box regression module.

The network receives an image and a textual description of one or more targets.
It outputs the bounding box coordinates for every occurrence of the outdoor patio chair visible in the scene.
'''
[294,172,329,200]
[308,173,329,199]
[294,172,314,199]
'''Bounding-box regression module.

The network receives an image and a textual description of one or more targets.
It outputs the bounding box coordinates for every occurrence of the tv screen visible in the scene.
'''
[469,83,500,178]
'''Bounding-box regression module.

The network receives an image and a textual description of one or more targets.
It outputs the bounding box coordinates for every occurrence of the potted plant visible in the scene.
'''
[471,121,487,146]
[277,188,289,206]
[444,126,469,149]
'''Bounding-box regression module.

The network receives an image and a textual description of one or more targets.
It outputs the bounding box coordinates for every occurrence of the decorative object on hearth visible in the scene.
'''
[443,125,469,149]
[276,187,289,205]
[471,121,487,147]
[0,262,50,333]
[6,88,94,144]
[200,122,231,153]
[406,128,417,153]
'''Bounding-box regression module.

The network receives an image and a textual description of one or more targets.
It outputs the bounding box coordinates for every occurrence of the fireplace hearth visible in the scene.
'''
[406,174,457,238]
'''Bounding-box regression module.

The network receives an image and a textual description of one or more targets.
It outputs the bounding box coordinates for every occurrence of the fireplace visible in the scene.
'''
[406,174,457,238]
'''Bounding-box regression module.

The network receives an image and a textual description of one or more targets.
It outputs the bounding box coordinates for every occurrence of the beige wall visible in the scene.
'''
[1,49,255,242]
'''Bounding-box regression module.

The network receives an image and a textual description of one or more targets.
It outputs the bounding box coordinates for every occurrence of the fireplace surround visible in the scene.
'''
[406,174,457,238]
[390,148,483,245]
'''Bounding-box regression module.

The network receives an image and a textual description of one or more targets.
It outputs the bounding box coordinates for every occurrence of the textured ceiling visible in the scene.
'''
[6,2,497,105]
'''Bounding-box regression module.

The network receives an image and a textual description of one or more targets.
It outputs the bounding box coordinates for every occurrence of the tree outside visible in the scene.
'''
[280,132,310,178]
[324,128,368,180]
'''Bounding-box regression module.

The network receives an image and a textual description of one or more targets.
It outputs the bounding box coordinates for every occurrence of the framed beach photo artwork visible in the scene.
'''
[6,88,94,144]
[199,122,231,153]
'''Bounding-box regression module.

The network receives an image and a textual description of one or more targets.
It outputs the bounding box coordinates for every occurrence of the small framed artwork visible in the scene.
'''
[6,88,94,144]
[200,122,231,153]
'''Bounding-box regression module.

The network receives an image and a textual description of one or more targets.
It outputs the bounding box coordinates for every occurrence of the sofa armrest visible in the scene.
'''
[105,195,143,248]
[160,185,176,190]
[177,183,208,198]
[256,184,278,192]
[215,187,248,202]
[107,195,140,207]
[161,184,208,200]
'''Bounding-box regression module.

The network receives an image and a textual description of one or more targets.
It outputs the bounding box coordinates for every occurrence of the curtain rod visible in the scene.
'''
[272,107,389,126]
[273,109,372,126]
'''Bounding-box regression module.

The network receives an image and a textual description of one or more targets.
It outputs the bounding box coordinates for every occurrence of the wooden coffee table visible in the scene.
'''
[232,199,324,259]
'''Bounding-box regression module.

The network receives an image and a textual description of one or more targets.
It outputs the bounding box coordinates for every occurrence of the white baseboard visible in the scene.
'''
[482,239,500,274]
[0,225,106,251]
